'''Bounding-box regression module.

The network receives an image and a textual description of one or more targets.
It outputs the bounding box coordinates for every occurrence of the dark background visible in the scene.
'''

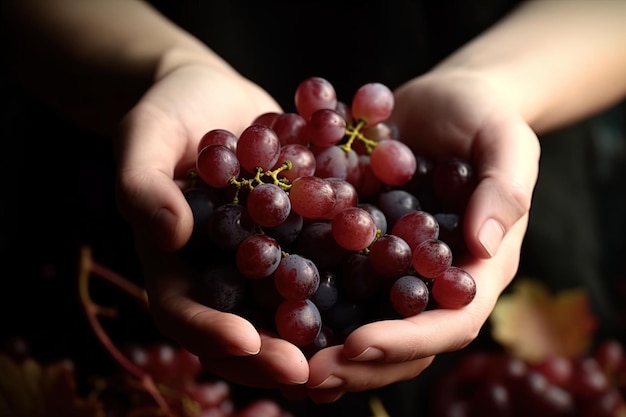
[1,1,625,416]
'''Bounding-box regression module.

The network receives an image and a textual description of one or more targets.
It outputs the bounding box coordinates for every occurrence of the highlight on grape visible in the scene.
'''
[184,76,478,353]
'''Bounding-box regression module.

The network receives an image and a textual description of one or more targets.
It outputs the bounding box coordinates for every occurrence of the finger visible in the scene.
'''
[115,104,195,252]
[204,333,310,387]
[305,345,434,402]
[342,216,527,363]
[463,113,540,258]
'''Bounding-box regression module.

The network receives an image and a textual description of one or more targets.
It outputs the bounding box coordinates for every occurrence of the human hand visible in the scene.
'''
[298,70,540,403]
[114,63,313,389]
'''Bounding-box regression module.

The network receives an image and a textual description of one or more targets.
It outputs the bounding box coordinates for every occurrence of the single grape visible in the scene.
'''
[369,139,417,186]
[197,128,238,153]
[236,124,281,173]
[368,234,413,279]
[288,176,336,219]
[275,299,322,347]
[431,266,476,309]
[235,233,282,279]
[196,144,240,188]
[391,210,439,250]
[376,189,421,229]
[389,275,429,317]
[246,183,291,228]
[310,270,339,312]
[194,264,247,311]
[331,206,377,251]
[270,112,308,146]
[412,238,453,279]
[351,82,394,127]
[307,108,347,148]
[294,76,337,121]
[207,203,255,251]
[432,157,477,211]
[273,254,320,301]
[341,252,382,301]
[183,187,215,238]
[314,145,359,181]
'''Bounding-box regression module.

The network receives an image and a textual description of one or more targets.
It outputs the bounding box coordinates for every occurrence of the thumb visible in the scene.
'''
[115,108,195,252]
[463,115,540,259]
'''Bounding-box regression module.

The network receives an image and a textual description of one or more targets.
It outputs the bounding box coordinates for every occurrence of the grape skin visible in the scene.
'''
[246,183,291,228]
[236,124,281,173]
[391,210,440,250]
[331,207,377,252]
[273,254,320,301]
[389,275,429,317]
[196,145,240,189]
[431,266,476,309]
[194,264,247,312]
[351,82,394,127]
[197,128,238,153]
[288,176,336,219]
[207,203,254,251]
[235,234,282,279]
[412,238,453,279]
[368,234,413,279]
[275,299,322,347]
[294,76,337,121]
[369,139,417,186]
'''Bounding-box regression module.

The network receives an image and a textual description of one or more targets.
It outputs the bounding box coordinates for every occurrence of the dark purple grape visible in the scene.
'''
[389,275,429,317]
[194,264,247,312]
[273,254,320,301]
[207,203,255,251]
[376,189,421,229]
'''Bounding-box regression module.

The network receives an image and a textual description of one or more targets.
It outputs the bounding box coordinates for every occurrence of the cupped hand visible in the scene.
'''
[114,63,310,389]
[300,70,540,403]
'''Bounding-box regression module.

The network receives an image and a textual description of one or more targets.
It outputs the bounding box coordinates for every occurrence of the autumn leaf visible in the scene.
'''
[489,277,597,364]
[0,353,105,417]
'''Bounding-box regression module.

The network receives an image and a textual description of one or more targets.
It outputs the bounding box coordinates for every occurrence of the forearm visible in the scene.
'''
[1,0,233,136]
[434,0,626,134]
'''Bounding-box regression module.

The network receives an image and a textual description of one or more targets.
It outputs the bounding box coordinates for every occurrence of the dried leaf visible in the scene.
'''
[489,278,597,363]
[0,354,105,417]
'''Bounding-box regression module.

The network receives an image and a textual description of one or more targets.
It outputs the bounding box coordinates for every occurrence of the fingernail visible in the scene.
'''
[478,218,504,257]
[309,375,344,389]
[348,347,384,361]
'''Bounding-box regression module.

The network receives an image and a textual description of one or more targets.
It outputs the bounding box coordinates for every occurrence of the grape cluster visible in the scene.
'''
[183,76,477,355]
[123,342,293,417]
[430,339,626,417]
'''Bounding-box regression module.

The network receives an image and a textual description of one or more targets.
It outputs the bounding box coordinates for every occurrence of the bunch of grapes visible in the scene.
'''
[429,338,626,417]
[121,341,294,417]
[183,76,477,355]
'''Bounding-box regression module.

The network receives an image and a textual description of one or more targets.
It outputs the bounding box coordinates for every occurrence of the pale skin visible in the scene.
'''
[4,0,626,404]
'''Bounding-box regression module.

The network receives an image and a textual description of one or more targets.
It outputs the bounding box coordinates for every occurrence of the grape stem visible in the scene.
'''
[78,245,176,417]
[341,119,378,154]
[229,161,293,203]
